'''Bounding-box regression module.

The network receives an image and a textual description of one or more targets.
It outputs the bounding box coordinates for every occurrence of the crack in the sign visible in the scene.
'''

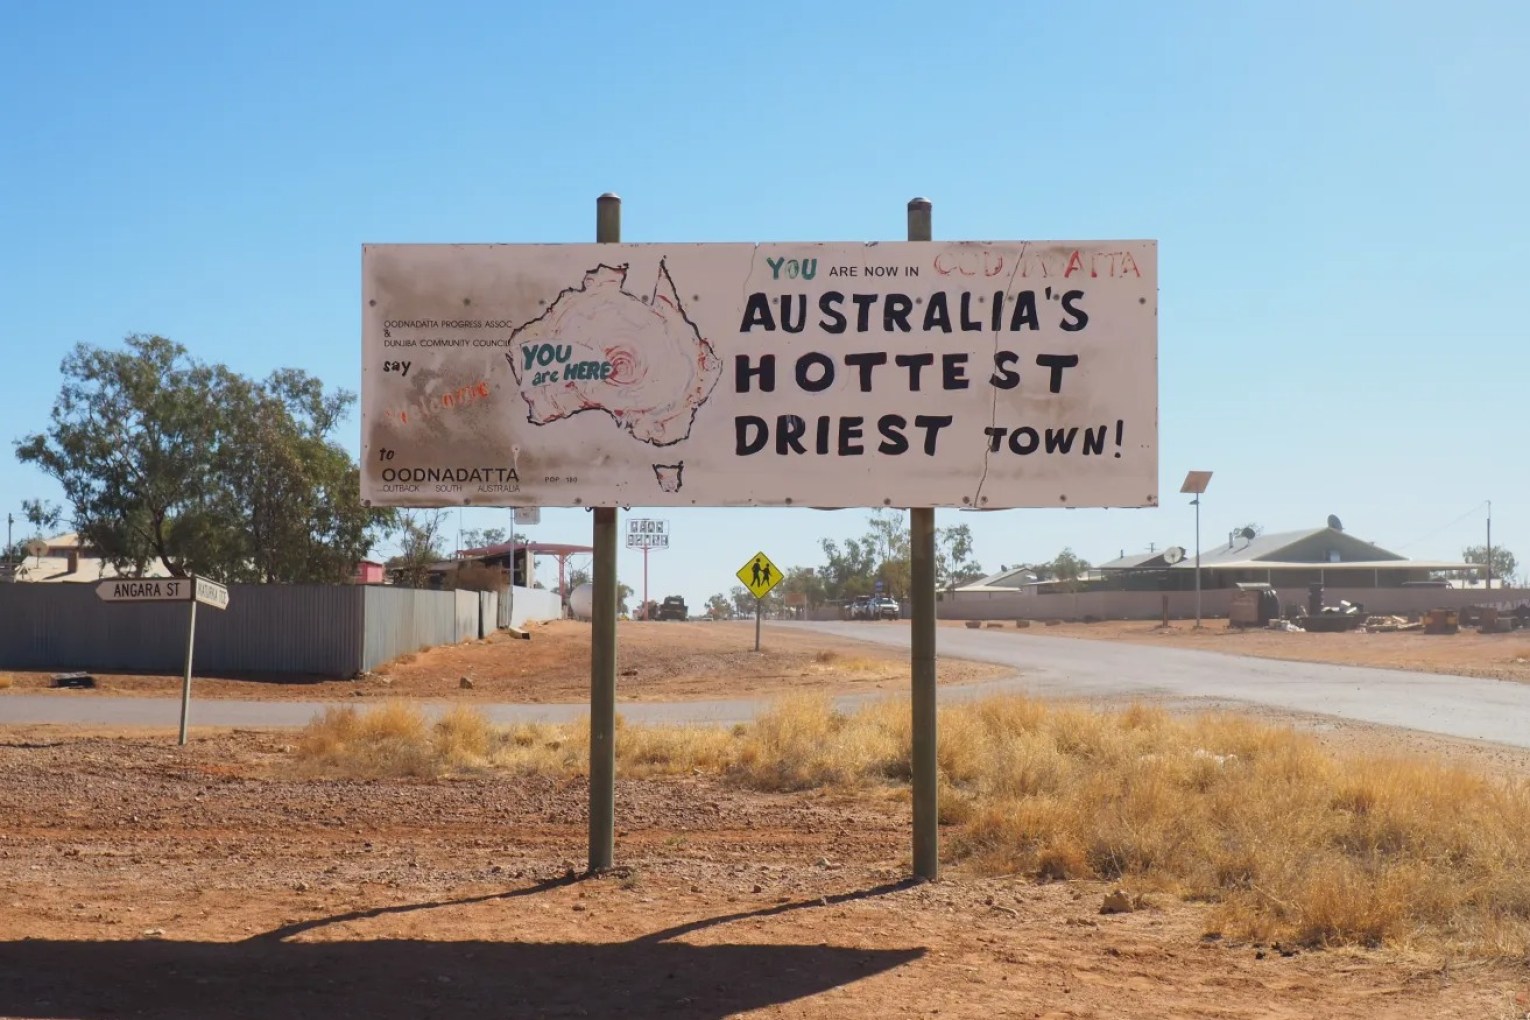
[972,244,1027,508]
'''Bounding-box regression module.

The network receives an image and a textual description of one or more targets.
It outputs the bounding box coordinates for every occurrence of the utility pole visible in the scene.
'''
[1486,500,1493,591]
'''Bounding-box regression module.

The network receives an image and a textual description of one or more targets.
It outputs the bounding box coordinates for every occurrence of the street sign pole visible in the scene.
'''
[178,597,198,746]
[589,192,621,874]
[642,545,649,621]
[736,550,783,652]
[96,576,226,746]
[908,196,940,882]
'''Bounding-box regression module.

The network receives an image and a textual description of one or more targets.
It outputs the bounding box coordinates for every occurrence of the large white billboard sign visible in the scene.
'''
[361,241,1157,509]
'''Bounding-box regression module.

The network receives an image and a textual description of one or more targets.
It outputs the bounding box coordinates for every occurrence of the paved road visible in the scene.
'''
[4,623,1529,748]
[790,621,1530,748]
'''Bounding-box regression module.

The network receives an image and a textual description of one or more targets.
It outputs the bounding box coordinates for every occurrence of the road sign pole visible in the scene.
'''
[506,524,516,629]
[589,191,621,874]
[755,596,762,652]
[908,196,939,882]
[642,545,649,621]
[178,595,198,747]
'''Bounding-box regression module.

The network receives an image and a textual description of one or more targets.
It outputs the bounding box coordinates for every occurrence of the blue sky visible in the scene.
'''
[3,0,1526,608]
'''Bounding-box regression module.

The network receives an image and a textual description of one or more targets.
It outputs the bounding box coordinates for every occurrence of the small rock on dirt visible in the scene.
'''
[1099,889,1135,915]
[459,677,475,689]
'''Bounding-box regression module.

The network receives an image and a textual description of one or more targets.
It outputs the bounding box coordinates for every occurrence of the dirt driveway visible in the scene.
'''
[3,726,1528,1019]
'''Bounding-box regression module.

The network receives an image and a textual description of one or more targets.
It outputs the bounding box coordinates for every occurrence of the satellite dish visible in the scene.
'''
[1239,526,1257,541]
[1163,546,1185,565]
[24,539,47,559]
[1327,514,1344,532]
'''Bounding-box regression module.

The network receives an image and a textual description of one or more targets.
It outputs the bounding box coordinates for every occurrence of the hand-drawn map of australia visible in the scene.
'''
[506,260,721,492]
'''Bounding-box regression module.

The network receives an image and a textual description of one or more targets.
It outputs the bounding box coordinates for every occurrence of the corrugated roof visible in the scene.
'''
[1098,550,1173,570]
[963,566,1041,590]
[1174,558,1475,572]
[1101,527,1417,571]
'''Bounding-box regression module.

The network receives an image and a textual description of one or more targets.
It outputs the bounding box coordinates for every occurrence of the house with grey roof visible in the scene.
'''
[1096,521,1472,591]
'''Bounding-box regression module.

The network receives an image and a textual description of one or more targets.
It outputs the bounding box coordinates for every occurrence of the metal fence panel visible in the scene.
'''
[360,586,457,672]
[454,590,479,643]
[0,583,364,677]
[477,591,498,639]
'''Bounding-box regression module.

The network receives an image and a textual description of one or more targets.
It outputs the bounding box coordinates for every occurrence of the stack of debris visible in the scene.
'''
[1473,606,1529,633]
[1360,615,1422,633]
[1295,600,1366,633]
[1422,609,1459,635]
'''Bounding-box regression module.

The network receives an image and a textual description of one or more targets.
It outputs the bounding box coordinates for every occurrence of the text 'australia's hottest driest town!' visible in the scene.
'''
[4,5,1530,1019]
[362,242,1157,510]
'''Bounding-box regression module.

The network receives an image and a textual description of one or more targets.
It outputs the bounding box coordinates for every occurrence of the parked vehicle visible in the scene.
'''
[655,595,688,621]
[868,596,901,620]
[842,597,872,620]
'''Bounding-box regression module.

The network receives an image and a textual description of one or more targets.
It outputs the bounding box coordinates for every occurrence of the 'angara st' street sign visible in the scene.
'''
[96,576,230,611]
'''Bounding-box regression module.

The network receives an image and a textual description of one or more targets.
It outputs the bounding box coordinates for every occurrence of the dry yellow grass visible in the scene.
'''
[293,695,1530,955]
[0,674,13,690]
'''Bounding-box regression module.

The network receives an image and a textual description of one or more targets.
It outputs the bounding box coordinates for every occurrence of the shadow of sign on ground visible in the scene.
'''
[0,882,925,1019]
[1,940,923,1019]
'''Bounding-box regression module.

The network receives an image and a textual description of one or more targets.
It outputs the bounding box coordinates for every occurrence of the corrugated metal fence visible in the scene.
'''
[0,583,510,678]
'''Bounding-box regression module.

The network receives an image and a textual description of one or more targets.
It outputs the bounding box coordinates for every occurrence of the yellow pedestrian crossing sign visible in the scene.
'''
[736,551,783,600]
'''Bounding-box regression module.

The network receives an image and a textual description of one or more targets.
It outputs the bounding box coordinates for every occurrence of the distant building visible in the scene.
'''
[1,533,172,584]
[352,560,387,585]
[1096,522,1473,591]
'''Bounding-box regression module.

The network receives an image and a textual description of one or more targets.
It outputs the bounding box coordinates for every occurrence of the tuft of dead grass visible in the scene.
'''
[294,702,435,778]
[292,695,1530,956]
[810,650,894,676]
[0,673,13,690]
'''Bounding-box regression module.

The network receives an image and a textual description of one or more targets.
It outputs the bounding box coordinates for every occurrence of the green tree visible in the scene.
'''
[781,565,827,608]
[21,498,63,538]
[818,536,876,601]
[1462,545,1517,584]
[390,509,448,589]
[459,527,511,551]
[568,566,591,590]
[730,585,756,616]
[935,522,983,589]
[1048,548,1091,592]
[705,592,733,619]
[15,336,392,582]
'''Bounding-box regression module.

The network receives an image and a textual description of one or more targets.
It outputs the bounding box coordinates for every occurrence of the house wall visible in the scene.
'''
[938,586,1530,622]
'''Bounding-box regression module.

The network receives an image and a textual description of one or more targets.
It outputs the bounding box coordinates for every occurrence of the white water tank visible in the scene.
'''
[568,583,594,621]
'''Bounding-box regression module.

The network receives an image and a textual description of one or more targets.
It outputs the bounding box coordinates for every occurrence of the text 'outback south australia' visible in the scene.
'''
[360,241,1157,509]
